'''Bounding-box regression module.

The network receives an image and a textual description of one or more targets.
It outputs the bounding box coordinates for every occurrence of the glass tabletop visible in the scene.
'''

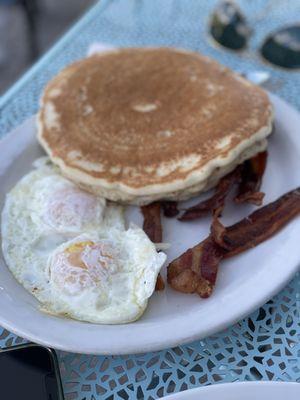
[0,1,299,399]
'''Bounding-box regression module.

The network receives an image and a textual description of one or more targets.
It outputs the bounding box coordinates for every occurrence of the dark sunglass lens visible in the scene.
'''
[261,25,300,69]
[209,1,251,50]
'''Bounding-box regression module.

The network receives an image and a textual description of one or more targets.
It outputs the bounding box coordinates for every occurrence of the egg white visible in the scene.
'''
[42,228,165,323]
[1,160,166,324]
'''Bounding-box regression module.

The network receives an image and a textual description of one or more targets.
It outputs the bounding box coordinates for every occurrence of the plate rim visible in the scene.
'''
[159,381,300,400]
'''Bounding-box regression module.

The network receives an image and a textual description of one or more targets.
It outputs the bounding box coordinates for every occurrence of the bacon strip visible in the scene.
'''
[179,166,242,221]
[167,237,224,298]
[141,202,165,291]
[141,202,162,243]
[161,201,179,218]
[155,273,165,290]
[168,187,300,298]
[213,187,300,257]
[178,152,268,221]
[235,151,267,206]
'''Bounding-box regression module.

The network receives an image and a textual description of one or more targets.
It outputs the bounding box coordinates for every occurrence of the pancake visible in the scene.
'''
[37,47,273,205]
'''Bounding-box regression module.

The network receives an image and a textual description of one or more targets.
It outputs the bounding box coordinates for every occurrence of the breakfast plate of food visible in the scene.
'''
[0,48,299,354]
[160,382,300,400]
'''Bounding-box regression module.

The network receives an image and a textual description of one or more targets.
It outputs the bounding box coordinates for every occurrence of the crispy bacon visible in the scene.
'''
[210,214,226,245]
[141,202,165,290]
[213,187,300,256]
[141,202,162,243]
[178,152,268,221]
[155,276,165,291]
[155,273,165,291]
[168,187,300,298]
[235,151,267,206]
[161,201,179,218]
[179,166,242,221]
[167,237,224,298]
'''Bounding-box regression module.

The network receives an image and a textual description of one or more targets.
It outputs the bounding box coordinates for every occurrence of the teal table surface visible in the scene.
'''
[0,1,299,399]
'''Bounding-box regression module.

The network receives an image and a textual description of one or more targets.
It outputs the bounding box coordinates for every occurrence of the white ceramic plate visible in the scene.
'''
[0,94,299,354]
[161,382,300,400]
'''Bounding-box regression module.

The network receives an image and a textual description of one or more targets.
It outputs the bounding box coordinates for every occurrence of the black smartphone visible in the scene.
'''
[0,343,64,400]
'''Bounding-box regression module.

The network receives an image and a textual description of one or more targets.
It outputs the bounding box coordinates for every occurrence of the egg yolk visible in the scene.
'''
[45,187,102,231]
[49,240,117,295]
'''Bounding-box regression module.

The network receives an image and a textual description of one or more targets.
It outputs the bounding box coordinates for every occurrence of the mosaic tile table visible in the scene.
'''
[0,1,299,399]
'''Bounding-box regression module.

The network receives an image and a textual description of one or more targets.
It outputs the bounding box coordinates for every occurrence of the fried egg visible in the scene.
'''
[1,160,166,323]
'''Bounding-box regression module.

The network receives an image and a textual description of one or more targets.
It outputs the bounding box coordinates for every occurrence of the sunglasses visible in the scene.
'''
[209,1,300,69]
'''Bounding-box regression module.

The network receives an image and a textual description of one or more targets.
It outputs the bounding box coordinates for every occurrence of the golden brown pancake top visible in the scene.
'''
[38,48,272,189]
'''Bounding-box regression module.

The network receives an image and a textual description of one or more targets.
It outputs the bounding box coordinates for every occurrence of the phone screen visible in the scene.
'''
[0,345,63,400]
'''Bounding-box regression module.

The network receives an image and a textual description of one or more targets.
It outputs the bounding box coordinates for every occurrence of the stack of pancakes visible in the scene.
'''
[38,48,273,204]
